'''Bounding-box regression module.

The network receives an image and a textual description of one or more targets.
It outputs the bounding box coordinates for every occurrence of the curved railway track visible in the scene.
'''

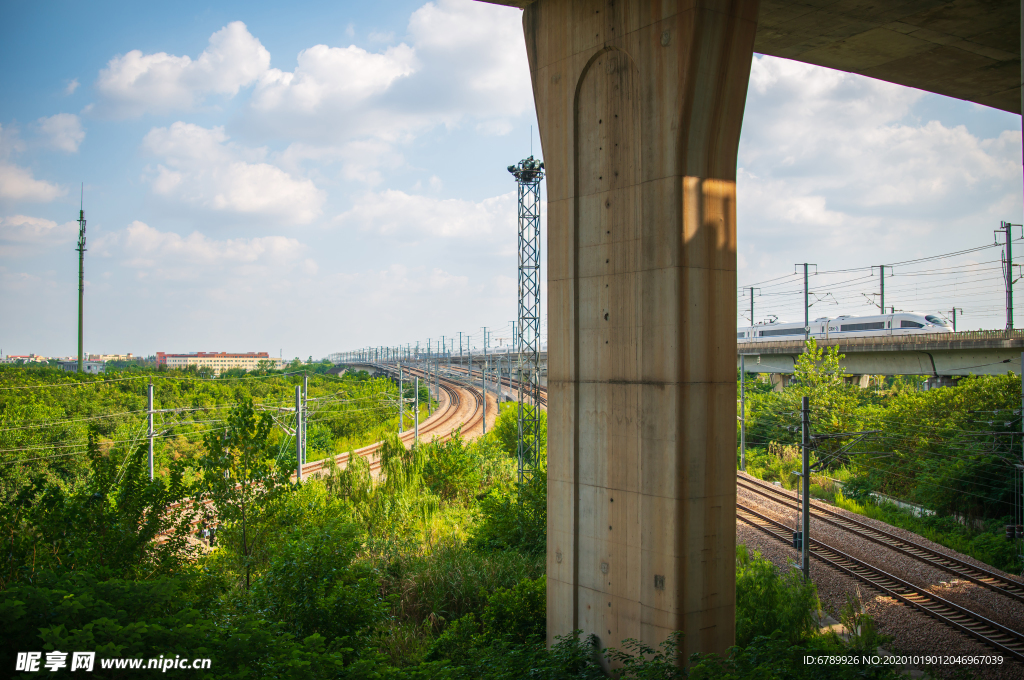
[443,363,548,408]
[738,474,1024,605]
[301,366,485,478]
[737,502,1024,662]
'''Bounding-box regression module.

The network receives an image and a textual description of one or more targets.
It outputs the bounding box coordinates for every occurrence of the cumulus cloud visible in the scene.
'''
[241,0,530,143]
[336,189,516,245]
[65,78,79,95]
[0,163,65,202]
[736,55,1022,328]
[252,43,417,114]
[37,113,85,152]
[0,214,77,255]
[738,56,1021,254]
[97,220,316,280]
[142,122,324,224]
[95,21,270,117]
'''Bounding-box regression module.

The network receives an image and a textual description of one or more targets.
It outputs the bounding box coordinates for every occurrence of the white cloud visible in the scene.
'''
[0,163,65,202]
[739,55,1021,244]
[252,43,417,114]
[277,138,404,186]
[97,220,316,280]
[65,78,79,95]
[0,123,24,156]
[37,113,85,152]
[241,0,530,144]
[736,55,1022,327]
[142,122,324,224]
[0,214,77,255]
[337,189,515,244]
[95,21,270,117]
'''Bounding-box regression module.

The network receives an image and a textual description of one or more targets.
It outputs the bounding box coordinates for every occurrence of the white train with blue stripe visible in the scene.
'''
[738,312,952,343]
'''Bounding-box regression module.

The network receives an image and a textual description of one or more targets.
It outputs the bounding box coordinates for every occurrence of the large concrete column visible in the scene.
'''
[527,0,758,660]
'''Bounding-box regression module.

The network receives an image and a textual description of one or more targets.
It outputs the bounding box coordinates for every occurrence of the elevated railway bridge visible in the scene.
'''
[740,330,1024,388]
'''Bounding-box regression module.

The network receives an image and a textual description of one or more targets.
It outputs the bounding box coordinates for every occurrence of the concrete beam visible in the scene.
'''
[485,0,1022,113]
[738,331,1024,375]
[524,0,755,661]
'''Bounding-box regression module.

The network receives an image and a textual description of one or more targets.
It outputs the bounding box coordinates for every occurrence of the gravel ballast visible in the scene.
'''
[736,472,1024,679]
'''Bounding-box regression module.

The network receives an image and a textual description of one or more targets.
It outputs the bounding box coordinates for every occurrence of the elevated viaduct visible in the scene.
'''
[741,330,1024,380]
[478,0,1021,661]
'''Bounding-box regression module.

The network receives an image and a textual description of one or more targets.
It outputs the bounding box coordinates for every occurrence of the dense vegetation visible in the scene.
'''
[2,364,910,678]
[741,340,1023,573]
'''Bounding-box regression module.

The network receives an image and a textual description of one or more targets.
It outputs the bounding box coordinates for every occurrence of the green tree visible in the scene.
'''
[1,436,198,587]
[198,400,291,589]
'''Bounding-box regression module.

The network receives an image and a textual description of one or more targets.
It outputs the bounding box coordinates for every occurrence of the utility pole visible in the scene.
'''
[414,377,420,443]
[948,307,963,332]
[746,287,760,328]
[295,385,303,481]
[459,332,463,360]
[801,396,810,581]
[739,357,746,472]
[76,186,86,373]
[873,265,892,314]
[302,374,308,465]
[794,263,817,341]
[148,382,154,481]
[997,222,1019,330]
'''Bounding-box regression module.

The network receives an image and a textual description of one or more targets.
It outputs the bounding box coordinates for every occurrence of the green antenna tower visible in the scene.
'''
[76,185,86,373]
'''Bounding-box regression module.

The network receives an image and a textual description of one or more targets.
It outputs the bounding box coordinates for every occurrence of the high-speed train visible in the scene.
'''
[738,312,952,343]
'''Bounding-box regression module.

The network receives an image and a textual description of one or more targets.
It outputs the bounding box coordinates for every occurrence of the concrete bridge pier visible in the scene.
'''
[521,0,758,661]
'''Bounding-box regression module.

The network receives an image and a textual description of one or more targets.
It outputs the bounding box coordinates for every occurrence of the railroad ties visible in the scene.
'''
[737,494,1024,662]
[738,476,1024,605]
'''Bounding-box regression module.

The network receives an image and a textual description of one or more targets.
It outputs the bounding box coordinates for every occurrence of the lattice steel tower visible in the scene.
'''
[508,156,544,484]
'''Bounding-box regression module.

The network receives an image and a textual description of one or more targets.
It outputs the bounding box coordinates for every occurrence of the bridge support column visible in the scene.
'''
[526,0,758,661]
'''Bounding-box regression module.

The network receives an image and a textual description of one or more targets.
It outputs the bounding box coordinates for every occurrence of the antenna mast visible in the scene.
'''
[76,184,86,373]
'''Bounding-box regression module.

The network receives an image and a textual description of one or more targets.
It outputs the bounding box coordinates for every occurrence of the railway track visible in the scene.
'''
[302,367,485,478]
[443,363,548,408]
[738,474,1024,605]
[737,502,1024,662]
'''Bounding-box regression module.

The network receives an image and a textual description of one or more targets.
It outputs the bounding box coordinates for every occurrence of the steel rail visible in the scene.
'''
[737,474,1024,605]
[302,366,482,477]
[737,503,1024,662]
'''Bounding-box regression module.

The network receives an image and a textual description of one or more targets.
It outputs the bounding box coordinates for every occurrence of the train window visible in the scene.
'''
[900,320,924,328]
[759,328,805,337]
[839,322,885,332]
[925,315,948,325]
[737,332,746,338]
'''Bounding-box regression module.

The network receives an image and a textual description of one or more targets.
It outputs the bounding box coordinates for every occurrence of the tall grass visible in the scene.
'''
[370,540,543,665]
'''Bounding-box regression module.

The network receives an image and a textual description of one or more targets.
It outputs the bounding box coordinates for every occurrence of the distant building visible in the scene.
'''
[1,354,48,364]
[89,353,136,362]
[156,351,283,375]
[58,361,105,374]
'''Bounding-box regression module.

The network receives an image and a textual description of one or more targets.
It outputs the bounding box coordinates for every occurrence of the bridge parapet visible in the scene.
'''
[738,330,1024,377]
[740,330,1024,356]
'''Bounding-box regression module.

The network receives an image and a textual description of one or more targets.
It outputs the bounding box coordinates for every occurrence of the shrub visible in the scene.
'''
[378,541,542,632]
[470,467,546,556]
[257,519,385,653]
[734,545,819,647]
[481,574,546,643]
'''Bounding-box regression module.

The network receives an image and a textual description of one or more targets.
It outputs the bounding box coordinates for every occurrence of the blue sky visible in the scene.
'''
[1,0,1021,359]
